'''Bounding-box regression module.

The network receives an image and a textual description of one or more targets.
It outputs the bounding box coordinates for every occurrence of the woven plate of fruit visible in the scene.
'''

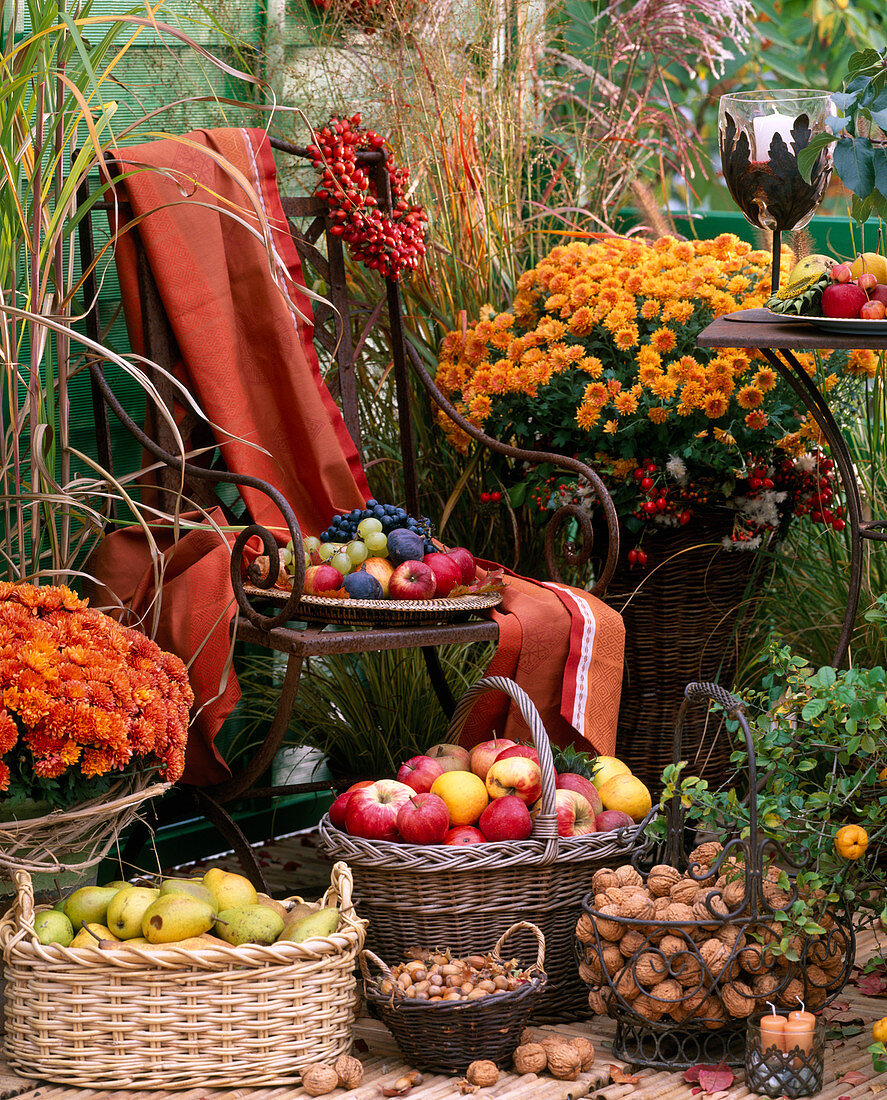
[246,498,505,625]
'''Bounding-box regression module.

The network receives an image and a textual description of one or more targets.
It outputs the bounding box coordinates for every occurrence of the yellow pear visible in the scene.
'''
[202,867,258,910]
[63,885,119,929]
[70,922,119,948]
[160,878,218,913]
[277,907,339,943]
[106,887,161,939]
[141,894,216,944]
[215,905,285,946]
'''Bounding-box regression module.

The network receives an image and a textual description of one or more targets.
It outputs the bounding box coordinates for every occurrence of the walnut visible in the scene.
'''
[739,944,773,974]
[723,879,748,911]
[614,864,644,887]
[692,896,724,929]
[634,951,669,988]
[593,892,611,909]
[808,937,844,974]
[647,864,682,897]
[619,929,647,958]
[763,880,791,911]
[751,972,781,1005]
[714,924,745,951]
[571,1036,595,1072]
[669,879,699,905]
[620,893,655,921]
[591,868,621,891]
[671,950,703,989]
[575,913,597,944]
[602,886,625,906]
[466,1061,499,1087]
[699,938,730,979]
[652,978,683,1004]
[593,904,624,942]
[775,937,803,966]
[653,896,672,918]
[601,943,623,976]
[688,841,723,871]
[513,1043,547,1075]
[301,1064,339,1096]
[632,993,665,1021]
[544,1042,581,1081]
[587,987,608,1014]
[658,934,687,958]
[721,979,756,1018]
[804,981,827,1010]
[612,965,641,1001]
[682,987,708,1018]
[334,1054,364,1090]
[775,977,805,1009]
[700,996,727,1029]
[665,900,696,924]
[579,959,601,984]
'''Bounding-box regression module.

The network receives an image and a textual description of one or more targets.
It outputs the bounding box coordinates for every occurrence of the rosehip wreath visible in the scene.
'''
[308,113,427,281]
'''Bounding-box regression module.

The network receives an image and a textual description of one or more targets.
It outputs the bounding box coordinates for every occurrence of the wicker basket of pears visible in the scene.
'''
[0,861,366,1089]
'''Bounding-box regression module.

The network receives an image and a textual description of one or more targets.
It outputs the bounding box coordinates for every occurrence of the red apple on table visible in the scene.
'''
[595,809,635,832]
[397,754,445,794]
[329,790,355,829]
[362,556,395,596]
[485,757,543,805]
[389,559,437,600]
[425,743,471,772]
[870,285,887,306]
[444,825,486,845]
[344,779,413,841]
[445,547,476,586]
[861,299,887,319]
[556,773,603,817]
[478,794,532,841]
[553,789,596,837]
[858,272,878,292]
[396,792,450,844]
[347,780,374,791]
[495,744,539,767]
[469,737,516,780]
[830,263,852,284]
[422,553,463,598]
[821,282,867,319]
[303,564,347,596]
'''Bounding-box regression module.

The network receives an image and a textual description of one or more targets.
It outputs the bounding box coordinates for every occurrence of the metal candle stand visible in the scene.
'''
[576,681,854,1070]
[746,1016,826,1098]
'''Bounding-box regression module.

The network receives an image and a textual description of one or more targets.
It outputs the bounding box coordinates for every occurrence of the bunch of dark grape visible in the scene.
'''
[320,500,435,554]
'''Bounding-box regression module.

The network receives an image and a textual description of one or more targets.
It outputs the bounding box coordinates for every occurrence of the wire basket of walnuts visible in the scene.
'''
[575,683,855,1069]
[360,920,546,1074]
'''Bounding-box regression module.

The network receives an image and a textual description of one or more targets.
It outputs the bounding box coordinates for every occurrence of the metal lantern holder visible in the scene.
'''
[577,681,855,1070]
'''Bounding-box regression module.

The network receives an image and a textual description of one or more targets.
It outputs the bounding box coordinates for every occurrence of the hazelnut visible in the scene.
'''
[571,1036,595,1072]
[334,1054,364,1090]
[721,979,756,1018]
[647,864,682,897]
[513,1043,547,1075]
[301,1063,339,1097]
[466,1061,499,1087]
[614,864,643,888]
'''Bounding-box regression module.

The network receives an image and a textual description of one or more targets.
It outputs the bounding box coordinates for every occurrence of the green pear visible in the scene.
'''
[106,886,161,939]
[202,867,258,911]
[277,907,339,943]
[70,922,118,947]
[64,885,119,929]
[103,880,130,890]
[141,894,216,944]
[33,909,74,946]
[256,893,288,921]
[215,905,284,946]
[281,901,320,924]
[160,878,218,913]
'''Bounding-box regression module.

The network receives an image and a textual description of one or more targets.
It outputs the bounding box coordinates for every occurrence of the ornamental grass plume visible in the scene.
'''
[0,583,192,807]
[436,234,871,546]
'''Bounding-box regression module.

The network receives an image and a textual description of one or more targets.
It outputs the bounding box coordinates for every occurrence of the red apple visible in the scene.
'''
[555,773,603,816]
[329,790,355,829]
[389,559,437,600]
[495,744,539,767]
[468,737,516,780]
[445,547,476,586]
[831,263,853,284]
[870,285,887,306]
[485,757,543,805]
[595,809,635,832]
[821,283,867,319]
[347,780,374,791]
[303,564,347,596]
[422,553,463,598]
[553,789,596,837]
[861,299,886,319]
[425,743,471,772]
[858,272,878,292]
[397,754,445,793]
[362,556,395,596]
[396,792,450,844]
[444,825,486,845]
[344,779,413,841]
[478,794,532,841]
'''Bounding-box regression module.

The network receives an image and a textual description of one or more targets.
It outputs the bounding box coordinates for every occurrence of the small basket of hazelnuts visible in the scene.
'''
[359,921,546,1075]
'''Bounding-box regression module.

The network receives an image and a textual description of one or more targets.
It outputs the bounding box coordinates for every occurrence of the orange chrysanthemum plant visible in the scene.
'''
[436,234,872,554]
[0,582,192,811]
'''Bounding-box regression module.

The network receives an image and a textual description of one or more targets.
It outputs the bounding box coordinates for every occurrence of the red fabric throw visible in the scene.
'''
[462,563,624,758]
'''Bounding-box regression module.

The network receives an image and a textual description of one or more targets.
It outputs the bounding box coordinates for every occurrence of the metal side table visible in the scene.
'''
[697,308,887,667]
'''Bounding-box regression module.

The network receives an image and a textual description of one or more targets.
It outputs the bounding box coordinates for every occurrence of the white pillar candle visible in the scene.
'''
[753,112,798,160]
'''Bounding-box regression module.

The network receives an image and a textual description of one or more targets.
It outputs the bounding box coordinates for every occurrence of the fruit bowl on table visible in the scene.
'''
[242,586,504,626]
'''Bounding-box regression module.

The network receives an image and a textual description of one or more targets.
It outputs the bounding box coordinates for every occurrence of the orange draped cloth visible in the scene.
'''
[90,127,624,785]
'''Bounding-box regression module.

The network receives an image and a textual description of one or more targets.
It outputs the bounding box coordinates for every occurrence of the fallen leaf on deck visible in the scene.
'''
[837,1070,870,1086]
[827,1000,851,1012]
[684,1066,702,1083]
[870,1083,885,1093]
[698,1064,735,1093]
[855,974,887,996]
[609,1065,641,1084]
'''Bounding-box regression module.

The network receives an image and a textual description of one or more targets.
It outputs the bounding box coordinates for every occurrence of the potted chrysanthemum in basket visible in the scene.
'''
[0,582,193,878]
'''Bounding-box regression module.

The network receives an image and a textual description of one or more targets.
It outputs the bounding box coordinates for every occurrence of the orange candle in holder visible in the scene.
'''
[760,1005,788,1053]
[785,1001,816,1055]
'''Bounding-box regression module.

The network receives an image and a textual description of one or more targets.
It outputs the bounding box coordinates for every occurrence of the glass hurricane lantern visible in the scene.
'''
[718,90,834,293]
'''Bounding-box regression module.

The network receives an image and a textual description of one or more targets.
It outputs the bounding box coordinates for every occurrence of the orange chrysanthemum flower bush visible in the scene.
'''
[0,582,192,809]
[437,234,870,550]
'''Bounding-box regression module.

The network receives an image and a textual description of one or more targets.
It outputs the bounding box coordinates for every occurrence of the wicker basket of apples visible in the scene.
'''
[319,675,653,1022]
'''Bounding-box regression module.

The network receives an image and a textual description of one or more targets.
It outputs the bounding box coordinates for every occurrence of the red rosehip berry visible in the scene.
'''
[635,549,647,566]
[628,548,638,565]
[641,477,654,491]
[643,500,658,515]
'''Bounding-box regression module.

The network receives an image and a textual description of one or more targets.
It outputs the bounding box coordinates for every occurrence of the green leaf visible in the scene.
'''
[798,134,836,182]
[801,699,827,720]
[834,135,876,199]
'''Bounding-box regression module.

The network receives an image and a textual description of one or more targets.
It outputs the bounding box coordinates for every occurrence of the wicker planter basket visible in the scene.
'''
[0,862,366,1089]
[319,675,651,1022]
[361,920,546,1074]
